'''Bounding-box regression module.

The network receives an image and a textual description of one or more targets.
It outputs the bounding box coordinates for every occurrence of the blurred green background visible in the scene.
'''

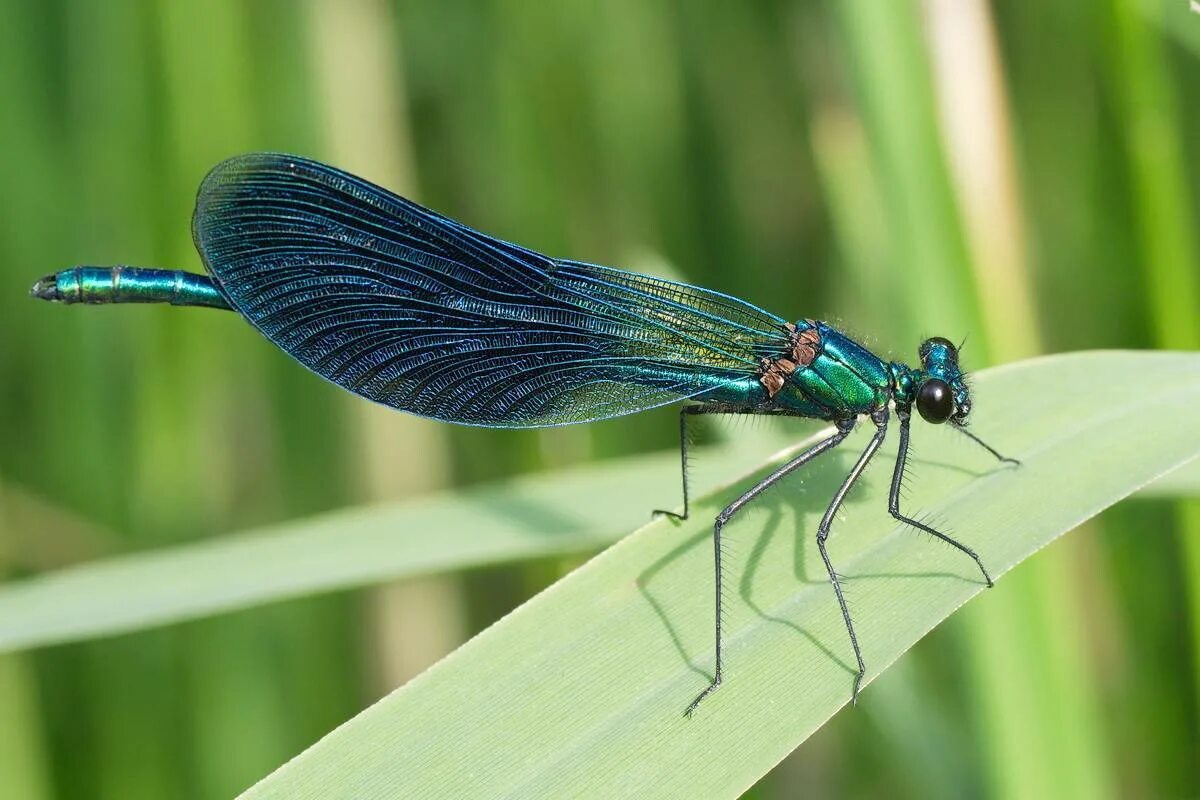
[1,0,1198,797]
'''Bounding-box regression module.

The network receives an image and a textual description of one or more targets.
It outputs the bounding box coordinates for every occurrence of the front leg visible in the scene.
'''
[954,424,1021,466]
[889,408,993,586]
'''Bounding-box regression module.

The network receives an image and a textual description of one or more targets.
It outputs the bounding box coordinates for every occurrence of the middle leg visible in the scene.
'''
[816,408,890,705]
[685,417,856,716]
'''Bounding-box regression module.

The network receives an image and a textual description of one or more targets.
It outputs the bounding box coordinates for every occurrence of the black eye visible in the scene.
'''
[916,379,954,424]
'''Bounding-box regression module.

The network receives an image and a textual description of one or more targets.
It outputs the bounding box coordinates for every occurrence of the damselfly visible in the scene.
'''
[31,153,1018,715]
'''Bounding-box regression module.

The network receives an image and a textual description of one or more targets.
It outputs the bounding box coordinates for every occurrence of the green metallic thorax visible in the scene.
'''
[696,320,895,420]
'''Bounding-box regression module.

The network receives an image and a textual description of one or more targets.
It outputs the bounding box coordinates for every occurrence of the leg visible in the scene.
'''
[653,405,762,521]
[653,406,706,521]
[685,418,856,716]
[816,409,890,706]
[891,408,993,586]
[954,424,1020,466]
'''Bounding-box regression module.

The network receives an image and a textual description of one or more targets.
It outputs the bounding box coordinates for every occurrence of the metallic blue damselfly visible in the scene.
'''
[31,153,1018,714]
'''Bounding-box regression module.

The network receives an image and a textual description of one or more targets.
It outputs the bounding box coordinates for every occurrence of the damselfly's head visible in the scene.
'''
[913,336,970,425]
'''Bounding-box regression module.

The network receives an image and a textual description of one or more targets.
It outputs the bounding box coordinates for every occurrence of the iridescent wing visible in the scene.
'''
[192,153,789,427]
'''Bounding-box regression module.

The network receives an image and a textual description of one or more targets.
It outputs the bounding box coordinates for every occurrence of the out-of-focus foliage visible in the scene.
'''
[0,1,1196,797]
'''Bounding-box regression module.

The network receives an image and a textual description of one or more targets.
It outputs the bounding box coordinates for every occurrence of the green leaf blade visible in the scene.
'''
[0,435,783,653]
[239,351,1200,799]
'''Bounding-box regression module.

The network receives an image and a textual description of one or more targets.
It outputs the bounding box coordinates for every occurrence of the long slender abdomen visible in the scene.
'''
[30,266,231,310]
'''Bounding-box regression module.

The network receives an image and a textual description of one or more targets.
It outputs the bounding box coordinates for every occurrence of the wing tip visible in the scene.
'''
[192,152,321,266]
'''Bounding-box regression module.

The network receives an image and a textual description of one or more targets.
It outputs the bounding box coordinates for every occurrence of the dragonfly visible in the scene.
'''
[31,153,1018,715]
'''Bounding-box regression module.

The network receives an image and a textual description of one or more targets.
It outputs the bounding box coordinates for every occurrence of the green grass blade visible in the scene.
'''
[237,351,1199,799]
[1139,458,1200,497]
[0,434,778,653]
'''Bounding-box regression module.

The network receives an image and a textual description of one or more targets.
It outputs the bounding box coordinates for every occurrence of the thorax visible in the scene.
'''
[760,320,893,419]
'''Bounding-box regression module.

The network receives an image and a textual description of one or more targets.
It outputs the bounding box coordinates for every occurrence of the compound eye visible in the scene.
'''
[916,379,954,424]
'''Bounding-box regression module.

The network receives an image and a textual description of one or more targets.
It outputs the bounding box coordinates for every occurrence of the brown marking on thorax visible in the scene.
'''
[759,320,821,398]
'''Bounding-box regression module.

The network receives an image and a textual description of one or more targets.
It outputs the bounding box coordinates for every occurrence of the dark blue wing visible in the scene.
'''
[192,153,789,427]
